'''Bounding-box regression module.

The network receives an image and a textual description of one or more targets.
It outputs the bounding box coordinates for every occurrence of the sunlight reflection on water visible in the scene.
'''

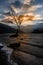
[0,33,43,65]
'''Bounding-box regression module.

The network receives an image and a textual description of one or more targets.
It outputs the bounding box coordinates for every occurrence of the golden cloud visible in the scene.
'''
[24,0,31,4]
[34,14,43,20]
[2,13,43,25]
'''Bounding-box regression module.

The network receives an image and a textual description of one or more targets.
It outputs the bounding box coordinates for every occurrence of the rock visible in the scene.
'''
[0,43,4,49]
[8,43,20,49]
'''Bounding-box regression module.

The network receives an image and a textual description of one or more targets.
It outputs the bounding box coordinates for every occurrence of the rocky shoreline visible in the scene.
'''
[0,43,18,65]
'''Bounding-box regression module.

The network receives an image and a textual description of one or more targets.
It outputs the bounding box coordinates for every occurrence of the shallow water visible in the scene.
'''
[0,33,43,65]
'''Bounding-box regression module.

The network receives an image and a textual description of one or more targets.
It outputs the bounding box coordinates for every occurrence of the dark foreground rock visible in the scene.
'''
[8,43,20,49]
[0,50,12,65]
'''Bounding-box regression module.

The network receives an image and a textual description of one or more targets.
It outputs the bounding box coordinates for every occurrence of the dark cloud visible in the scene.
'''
[11,0,23,8]
[0,0,43,18]
[3,12,12,16]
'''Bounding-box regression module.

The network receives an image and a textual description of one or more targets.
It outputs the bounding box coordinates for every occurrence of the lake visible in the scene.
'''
[0,33,43,65]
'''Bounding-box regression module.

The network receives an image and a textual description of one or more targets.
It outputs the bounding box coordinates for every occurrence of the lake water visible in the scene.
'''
[0,33,43,65]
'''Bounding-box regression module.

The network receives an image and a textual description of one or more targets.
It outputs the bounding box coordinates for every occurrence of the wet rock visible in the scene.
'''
[0,43,4,49]
[8,43,20,49]
[20,38,23,40]
[10,34,19,37]
[0,50,12,65]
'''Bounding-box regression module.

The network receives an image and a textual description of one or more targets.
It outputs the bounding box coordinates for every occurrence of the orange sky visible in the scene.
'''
[0,14,43,26]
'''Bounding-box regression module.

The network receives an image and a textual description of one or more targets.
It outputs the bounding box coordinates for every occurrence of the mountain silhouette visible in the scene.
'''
[0,23,17,33]
[32,23,43,33]
[21,23,43,33]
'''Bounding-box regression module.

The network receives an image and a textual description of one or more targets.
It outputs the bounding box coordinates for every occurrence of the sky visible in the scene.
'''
[0,0,43,26]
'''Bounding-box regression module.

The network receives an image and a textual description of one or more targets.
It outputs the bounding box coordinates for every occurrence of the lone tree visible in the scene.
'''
[3,4,34,36]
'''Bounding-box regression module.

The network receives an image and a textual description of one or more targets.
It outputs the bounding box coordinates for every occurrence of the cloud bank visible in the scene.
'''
[0,0,43,25]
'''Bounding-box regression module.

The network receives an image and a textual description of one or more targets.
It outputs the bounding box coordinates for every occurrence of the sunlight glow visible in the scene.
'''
[1,14,43,26]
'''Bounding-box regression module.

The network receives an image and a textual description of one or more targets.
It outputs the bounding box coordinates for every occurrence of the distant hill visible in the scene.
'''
[33,23,43,29]
[21,23,43,33]
[32,23,43,33]
[0,23,17,33]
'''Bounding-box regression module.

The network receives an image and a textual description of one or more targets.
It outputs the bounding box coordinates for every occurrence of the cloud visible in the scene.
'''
[10,0,32,14]
[0,14,2,16]
[23,0,31,4]
[30,0,43,5]
[34,14,43,20]
[0,13,6,18]
[12,0,23,8]
[1,0,42,15]
[8,0,15,3]
[0,0,43,25]
[29,5,43,12]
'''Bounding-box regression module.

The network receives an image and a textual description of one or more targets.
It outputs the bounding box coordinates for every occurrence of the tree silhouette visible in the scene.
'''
[3,4,34,36]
